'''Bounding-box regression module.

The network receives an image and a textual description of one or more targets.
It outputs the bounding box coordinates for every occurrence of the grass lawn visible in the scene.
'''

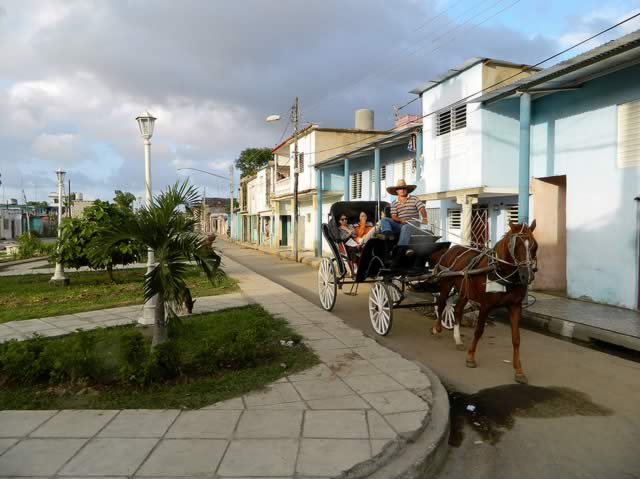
[0,267,238,323]
[0,305,318,409]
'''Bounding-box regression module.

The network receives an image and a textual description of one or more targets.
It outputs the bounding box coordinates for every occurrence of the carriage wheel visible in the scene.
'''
[369,282,393,336]
[435,294,457,330]
[318,258,337,311]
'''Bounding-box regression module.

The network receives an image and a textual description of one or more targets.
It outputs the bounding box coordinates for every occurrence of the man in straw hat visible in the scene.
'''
[380,178,428,249]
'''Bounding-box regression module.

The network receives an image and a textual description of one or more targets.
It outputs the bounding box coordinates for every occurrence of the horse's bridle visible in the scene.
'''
[494,226,537,285]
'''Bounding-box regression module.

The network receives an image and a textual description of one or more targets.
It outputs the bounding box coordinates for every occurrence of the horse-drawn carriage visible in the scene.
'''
[317,199,539,384]
[317,201,451,335]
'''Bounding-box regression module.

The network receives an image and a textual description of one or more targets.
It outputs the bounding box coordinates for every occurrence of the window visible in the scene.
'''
[298,152,305,173]
[380,164,386,181]
[618,99,640,168]
[447,209,461,230]
[427,207,441,233]
[506,204,519,228]
[436,104,467,136]
[351,171,363,199]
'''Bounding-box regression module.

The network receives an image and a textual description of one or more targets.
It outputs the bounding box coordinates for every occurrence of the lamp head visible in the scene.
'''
[55,168,66,183]
[136,110,157,139]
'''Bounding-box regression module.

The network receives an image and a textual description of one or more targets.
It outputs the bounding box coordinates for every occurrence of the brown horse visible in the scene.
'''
[431,221,538,384]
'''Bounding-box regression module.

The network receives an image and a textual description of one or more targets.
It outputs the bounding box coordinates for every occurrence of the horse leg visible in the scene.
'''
[453,296,468,350]
[509,303,527,384]
[466,304,489,368]
[431,281,451,336]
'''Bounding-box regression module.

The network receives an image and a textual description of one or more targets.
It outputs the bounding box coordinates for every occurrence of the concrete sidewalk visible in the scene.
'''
[523,291,640,353]
[0,256,448,478]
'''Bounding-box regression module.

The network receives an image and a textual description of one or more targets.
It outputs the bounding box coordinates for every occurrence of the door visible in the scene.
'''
[531,176,567,293]
[280,216,289,247]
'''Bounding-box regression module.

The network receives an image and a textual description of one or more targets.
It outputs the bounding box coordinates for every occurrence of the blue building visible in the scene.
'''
[474,30,640,309]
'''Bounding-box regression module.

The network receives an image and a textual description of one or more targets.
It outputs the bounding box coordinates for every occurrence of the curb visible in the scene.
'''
[341,365,450,479]
[519,309,640,353]
[0,256,48,271]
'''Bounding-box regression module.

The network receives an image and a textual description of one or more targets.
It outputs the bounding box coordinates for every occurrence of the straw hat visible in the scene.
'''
[386,178,416,195]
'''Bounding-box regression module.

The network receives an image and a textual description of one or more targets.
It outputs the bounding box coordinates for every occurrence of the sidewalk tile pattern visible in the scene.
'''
[0,256,433,478]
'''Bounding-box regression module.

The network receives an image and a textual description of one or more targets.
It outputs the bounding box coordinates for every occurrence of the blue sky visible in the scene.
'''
[0,0,638,205]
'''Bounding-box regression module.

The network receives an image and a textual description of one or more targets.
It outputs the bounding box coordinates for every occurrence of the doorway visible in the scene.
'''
[531,175,567,293]
[280,216,290,247]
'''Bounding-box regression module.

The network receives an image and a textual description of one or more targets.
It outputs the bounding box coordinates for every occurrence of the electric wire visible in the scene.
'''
[298,10,640,159]
[303,0,510,117]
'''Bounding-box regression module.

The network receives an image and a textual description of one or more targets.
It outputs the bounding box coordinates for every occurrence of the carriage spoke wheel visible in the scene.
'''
[318,258,337,311]
[369,282,393,336]
[435,294,457,330]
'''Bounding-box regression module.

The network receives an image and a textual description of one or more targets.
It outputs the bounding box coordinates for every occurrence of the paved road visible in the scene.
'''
[219,241,640,479]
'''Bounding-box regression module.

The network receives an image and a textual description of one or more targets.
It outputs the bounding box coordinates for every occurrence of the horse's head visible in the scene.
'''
[499,220,538,285]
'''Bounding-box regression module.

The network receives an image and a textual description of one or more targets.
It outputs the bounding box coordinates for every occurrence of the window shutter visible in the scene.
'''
[351,172,363,199]
[436,104,467,136]
[506,204,519,228]
[447,209,461,229]
[618,99,640,168]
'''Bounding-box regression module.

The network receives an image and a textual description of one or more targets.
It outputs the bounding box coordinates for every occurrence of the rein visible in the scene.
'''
[432,225,535,286]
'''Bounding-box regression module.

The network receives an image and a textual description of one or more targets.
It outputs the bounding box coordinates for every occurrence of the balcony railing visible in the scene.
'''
[274,178,292,197]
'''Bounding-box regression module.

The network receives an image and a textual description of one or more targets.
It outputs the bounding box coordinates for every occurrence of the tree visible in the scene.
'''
[55,200,144,281]
[235,147,272,178]
[99,181,223,347]
[114,191,136,210]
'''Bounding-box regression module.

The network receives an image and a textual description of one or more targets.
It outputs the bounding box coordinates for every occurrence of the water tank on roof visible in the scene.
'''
[355,109,374,130]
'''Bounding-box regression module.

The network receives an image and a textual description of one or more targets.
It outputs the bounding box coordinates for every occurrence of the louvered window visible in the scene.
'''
[298,152,305,173]
[427,208,441,233]
[351,171,363,199]
[506,204,519,228]
[447,209,461,229]
[618,99,640,168]
[380,165,386,181]
[401,159,415,180]
[436,104,467,136]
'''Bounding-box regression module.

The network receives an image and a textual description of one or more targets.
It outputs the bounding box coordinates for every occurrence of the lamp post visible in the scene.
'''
[267,97,299,262]
[136,110,157,325]
[50,168,69,285]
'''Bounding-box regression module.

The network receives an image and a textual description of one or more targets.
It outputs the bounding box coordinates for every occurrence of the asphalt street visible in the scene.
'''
[219,241,640,479]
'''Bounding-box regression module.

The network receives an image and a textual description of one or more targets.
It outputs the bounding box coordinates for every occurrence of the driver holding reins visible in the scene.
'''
[379,179,428,255]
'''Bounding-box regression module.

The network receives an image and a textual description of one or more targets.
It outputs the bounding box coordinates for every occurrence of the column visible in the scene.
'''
[457,195,478,246]
[343,158,350,201]
[316,168,323,257]
[415,130,423,186]
[374,148,381,202]
[518,92,531,224]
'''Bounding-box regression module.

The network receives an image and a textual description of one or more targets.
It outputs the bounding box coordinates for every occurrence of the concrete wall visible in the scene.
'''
[481,99,520,188]
[422,63,484,194]
[530,63,640,308]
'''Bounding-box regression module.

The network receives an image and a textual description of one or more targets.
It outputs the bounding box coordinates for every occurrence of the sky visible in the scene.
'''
[0,0,638,204]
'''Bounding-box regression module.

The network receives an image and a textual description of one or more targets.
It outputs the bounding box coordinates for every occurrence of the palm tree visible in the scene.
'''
[98,181,223,346]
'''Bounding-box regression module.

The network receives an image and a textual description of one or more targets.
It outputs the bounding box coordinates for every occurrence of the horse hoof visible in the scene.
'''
[466,359,477,368]
[431,327,442,336]
[456,343,466,351]
[515,373,528,384]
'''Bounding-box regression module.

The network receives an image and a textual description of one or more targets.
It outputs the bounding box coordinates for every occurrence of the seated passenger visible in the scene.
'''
[337,214,359,262]
[355,211,376,244]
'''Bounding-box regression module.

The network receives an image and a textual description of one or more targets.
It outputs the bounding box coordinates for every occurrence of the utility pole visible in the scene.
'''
[229,164,234,238]
[292,96,299,263]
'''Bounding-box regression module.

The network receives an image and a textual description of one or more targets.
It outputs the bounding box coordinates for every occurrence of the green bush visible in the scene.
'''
[0,306,306,389]
[16,233,49,260]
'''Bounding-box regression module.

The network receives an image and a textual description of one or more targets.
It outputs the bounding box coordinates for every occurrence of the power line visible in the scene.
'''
[302,0,515,117]
[301,10,640,158]
[302,0,498,116]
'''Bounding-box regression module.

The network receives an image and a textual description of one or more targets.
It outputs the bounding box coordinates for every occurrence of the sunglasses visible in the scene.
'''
[340,217,348,221]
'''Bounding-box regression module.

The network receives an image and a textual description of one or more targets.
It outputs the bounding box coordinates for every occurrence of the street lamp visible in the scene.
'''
[50,168,69,285]
[266,97,299,262]
[136,110,157,325]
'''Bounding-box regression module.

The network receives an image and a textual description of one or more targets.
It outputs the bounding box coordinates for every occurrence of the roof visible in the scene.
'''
[474,29,640,104]
[318,124,422,168]
[272,125,386,153]
[410,57,534,95]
